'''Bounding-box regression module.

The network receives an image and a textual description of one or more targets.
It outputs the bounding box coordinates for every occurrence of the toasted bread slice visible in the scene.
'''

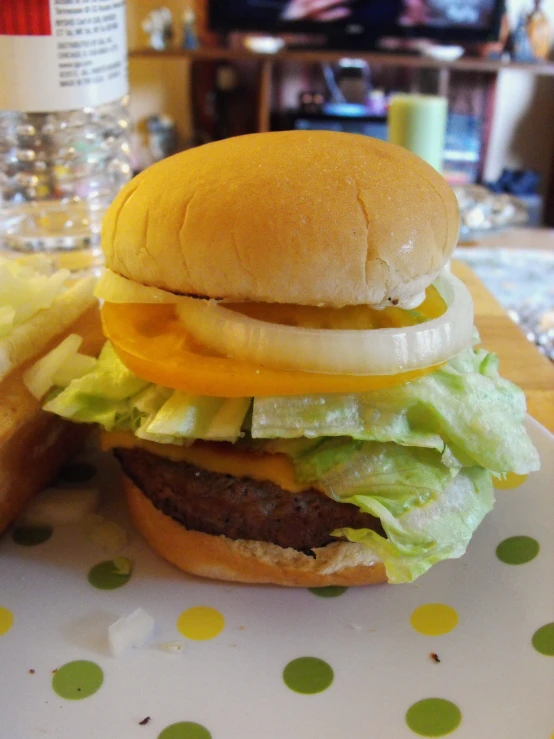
[0,304,105,533]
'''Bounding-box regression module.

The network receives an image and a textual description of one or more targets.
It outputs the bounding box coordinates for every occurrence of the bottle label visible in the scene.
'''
[0,0,128,112]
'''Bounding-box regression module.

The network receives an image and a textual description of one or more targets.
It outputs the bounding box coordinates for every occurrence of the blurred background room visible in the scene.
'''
[127,0,554,224]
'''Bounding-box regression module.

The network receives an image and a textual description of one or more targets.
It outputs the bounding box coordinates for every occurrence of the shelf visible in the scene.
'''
[129,47,554,76]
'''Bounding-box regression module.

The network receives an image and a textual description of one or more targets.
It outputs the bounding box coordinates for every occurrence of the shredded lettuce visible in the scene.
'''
[132,386,251,445]
[252,347,539,475]
[44,343,251,444]
[44,342,148,429]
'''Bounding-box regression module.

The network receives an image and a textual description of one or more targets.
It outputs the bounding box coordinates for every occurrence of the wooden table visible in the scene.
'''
[461,227,554,252]
[453,260,554,434]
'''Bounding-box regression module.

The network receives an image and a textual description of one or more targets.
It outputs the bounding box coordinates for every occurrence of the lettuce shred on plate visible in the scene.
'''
[43,340,539,583]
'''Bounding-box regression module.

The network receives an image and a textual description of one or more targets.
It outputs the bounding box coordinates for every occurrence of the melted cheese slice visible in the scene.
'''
[102,430,316,494]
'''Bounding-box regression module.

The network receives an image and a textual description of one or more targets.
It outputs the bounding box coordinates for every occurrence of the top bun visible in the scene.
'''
[103,131,459,307]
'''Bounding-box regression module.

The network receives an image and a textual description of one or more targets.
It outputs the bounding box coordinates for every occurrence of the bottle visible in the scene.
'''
[526,0,552,61]
[181,8,199,50]
[512,11,536,62]
[0,0,132,265]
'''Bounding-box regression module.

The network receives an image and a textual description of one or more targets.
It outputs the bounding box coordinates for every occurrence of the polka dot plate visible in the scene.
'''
[1,418,553,738]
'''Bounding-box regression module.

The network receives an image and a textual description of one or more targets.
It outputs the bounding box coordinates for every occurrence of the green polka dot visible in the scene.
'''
[52,660,103,700]
[12,525,52,546]
[87,559,133,590]
[58,461,97,483]
[496,536,539,565]
[532,623,554,656]
[309,586,347,598]
[283,657,334,694]
[158,722,212,739]
[406,698,461,736]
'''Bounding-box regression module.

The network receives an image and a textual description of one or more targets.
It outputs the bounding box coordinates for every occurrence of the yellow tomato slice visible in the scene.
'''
[102,300,444,397]
[101,291,445,397]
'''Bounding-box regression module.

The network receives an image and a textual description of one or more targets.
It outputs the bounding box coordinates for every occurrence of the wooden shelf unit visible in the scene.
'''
[129,47,554,75]
[129,47,554,132]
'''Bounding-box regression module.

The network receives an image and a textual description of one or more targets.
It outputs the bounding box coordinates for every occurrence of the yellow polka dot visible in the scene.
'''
[0,607,14,636]
[177,606,225,641]
[494,472,528,490]
[410,603,458,636]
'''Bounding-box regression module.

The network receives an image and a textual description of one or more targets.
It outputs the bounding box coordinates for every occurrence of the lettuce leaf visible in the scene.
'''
[334,466,494,583]
[290,440,456,512]
[252,347,539,475]
[271,437,493,582]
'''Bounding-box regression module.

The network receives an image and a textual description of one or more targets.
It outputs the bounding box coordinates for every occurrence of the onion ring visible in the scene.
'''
[175,273,474,376]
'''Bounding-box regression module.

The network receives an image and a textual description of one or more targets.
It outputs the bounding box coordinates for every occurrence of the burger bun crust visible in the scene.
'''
[103,131,459,308]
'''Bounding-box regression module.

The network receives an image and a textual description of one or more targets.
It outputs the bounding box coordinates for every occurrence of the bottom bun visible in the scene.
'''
[124,476,388,587]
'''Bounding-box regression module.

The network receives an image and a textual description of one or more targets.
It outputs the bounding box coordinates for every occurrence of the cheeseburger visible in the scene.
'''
[41,131,539,586]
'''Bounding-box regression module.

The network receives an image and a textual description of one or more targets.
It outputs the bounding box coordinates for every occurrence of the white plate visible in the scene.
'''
[1,418,553,739]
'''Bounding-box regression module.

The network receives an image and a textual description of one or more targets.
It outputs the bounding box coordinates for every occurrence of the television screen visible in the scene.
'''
[209,0,503,43]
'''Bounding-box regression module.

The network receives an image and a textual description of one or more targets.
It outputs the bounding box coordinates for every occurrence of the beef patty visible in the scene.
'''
[114,447,384,552]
